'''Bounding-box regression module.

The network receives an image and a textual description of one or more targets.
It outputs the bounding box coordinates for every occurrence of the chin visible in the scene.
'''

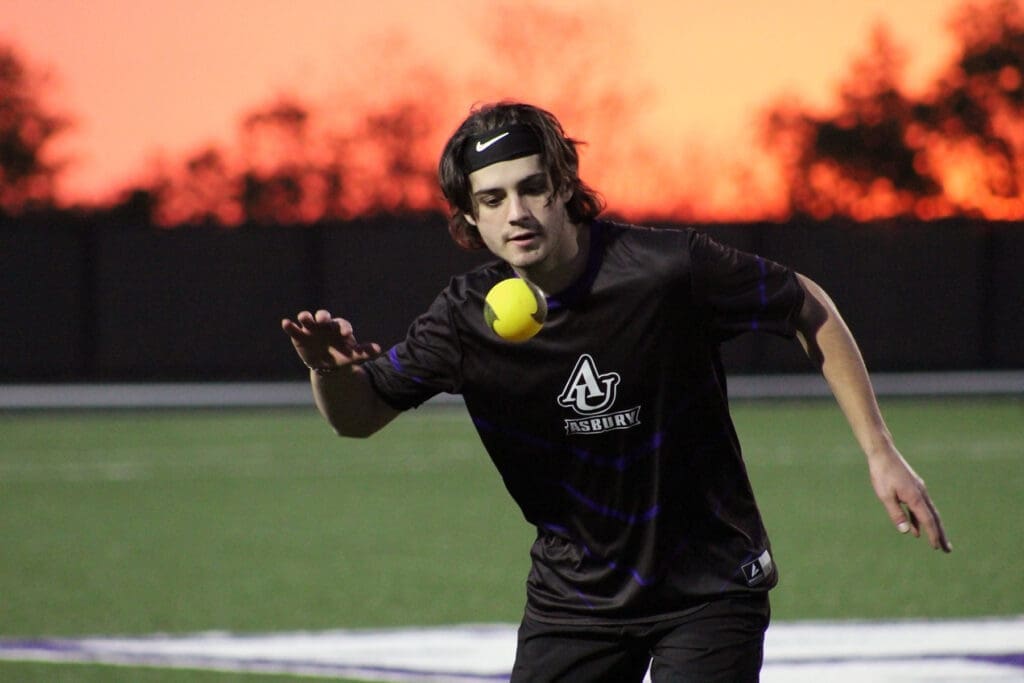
[507,253,546,270]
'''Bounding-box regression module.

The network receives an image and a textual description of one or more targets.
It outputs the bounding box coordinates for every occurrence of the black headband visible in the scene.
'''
[463,123,543,173]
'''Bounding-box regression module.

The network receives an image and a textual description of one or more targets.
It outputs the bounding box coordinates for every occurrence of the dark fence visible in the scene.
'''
[2,213,1022,382]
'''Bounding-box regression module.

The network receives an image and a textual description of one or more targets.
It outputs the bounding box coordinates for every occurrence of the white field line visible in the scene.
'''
[1,372,1022,410]
[1,617,1022,682]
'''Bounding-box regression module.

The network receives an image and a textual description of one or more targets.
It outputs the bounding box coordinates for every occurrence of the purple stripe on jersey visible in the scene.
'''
[472,416,552,452]
[473,416,616,467]
[388,347,423,384]
[575,590,596,610]
[542,528,660,591]
[560,482,660,525]
[472,415,663,472]
[757,256,769,305]
[749,256,768,332]
[584,543,656,586]
[627,566,655,586]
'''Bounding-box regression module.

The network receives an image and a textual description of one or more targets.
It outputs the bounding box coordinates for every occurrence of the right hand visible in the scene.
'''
[280,310,382,372]
[868,445,952,553]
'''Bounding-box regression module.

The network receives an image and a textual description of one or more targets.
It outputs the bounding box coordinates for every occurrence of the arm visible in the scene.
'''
[793,274,952,552]
[281,309,399,438]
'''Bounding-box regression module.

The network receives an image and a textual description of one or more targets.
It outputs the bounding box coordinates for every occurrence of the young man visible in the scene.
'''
[282,102,951,682]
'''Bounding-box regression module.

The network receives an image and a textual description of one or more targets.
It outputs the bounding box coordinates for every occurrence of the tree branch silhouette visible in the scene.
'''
[0,43,71,216]
[762,0,1024,221]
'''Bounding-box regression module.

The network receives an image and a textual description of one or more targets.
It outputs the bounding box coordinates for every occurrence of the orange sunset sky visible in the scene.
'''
[2,0,967,220]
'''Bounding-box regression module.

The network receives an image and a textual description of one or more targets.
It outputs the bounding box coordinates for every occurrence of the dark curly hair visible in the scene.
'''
[438,102,604,250]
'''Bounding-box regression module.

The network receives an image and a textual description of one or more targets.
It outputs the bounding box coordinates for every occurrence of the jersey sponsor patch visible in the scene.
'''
[557,354,641,435]
[741,549,774,586]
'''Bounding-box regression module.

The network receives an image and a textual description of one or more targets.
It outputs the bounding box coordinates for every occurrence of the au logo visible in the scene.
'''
[557,354,620,415]
[557,354,640,435]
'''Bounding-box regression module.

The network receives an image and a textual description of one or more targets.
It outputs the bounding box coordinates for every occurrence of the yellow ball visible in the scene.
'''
[483,278,547,342]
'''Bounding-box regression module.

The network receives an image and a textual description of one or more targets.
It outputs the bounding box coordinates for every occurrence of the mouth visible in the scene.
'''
[507,230,541,246]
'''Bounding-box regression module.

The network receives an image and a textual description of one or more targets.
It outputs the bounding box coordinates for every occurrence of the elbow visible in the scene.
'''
[329,422,382,439]
[326,409,394,439]
[793,274,831,368]
[316,388,399,439]
[794,274,832,335]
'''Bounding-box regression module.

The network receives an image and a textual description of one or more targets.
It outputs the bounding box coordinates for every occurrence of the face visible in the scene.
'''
[465,154,579,282]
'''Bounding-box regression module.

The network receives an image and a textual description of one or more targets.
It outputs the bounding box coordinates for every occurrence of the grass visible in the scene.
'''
[741,398,1023,620]
[0,408,531,635]
[0,396,1020,681]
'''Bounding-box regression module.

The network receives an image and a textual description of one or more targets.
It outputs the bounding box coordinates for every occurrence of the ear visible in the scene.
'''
[556,180,573,206]
[463,213,477,226]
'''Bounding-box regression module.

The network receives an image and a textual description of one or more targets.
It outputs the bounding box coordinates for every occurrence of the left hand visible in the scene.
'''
[868,447,952,553]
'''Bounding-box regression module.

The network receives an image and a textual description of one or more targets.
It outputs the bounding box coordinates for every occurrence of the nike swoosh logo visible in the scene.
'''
[475,132,510,152]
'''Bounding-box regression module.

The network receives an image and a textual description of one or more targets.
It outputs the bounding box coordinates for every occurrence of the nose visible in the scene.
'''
[507,192,530,223]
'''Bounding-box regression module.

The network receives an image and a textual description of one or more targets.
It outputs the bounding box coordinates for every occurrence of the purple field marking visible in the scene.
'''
[969,653,1024,669]
[767,652,1024,669]
[0,636,511,682]
[2,619,1024,682]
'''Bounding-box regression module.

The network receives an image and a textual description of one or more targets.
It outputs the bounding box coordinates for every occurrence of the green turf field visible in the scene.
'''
[1,397,1021,681]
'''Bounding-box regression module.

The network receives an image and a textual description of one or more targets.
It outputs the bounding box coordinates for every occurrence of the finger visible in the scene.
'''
[351,342,382,359]
[938,529,953,553]
[281,317,312,339]
[913,495,953,553]
[904,506,921,538]
[882,495,913,535]
[931,503,953,552]
[295,310,315,326]
[335,317,354,338]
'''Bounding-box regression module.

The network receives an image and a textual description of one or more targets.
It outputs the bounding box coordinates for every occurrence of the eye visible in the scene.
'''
[479,195,503,208]
[520,176,551,197]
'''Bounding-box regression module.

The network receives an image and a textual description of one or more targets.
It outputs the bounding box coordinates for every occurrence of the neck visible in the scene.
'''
[515,222,590,296]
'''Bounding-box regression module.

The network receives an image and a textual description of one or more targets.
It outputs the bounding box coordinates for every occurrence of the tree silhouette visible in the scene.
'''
[167,146,237,225]
[238,96,313,224]
[0,43,70,215]
[142,95,331,226]
[131,1,649,228]
[912,0,1024,217]
[762,27,943,220]
[352,99,441,214]
[762,0,1024,221]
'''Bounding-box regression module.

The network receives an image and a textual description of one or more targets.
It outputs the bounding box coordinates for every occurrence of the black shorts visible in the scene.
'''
[510,594,770,683]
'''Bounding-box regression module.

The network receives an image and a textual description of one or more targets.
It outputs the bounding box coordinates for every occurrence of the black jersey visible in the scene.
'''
[363,221,805,625]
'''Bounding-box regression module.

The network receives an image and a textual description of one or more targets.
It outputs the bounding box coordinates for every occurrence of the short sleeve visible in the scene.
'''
[688,230,805,342]
[362,290,463,411]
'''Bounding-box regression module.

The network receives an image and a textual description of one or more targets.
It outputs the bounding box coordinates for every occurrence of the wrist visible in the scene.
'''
[305,362,343,376]
[864,434,898,463]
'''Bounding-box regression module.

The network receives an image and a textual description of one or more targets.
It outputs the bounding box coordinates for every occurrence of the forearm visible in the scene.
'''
[310,365,399,438]
[794,274,952,550]
[795,275,894,459]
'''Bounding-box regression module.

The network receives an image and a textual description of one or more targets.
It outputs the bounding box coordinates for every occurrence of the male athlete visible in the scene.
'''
[282,101,951,682]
